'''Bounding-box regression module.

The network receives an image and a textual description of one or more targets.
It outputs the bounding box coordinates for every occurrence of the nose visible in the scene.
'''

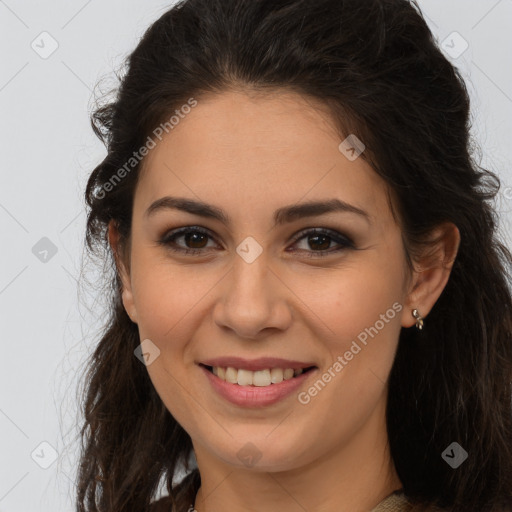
[212,253,292,340]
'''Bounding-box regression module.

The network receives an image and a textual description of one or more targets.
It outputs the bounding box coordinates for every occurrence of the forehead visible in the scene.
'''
[135,90,391,224]
[159,89,341,153]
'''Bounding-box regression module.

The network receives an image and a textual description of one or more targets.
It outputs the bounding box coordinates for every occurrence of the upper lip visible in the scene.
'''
[199,357,317,372]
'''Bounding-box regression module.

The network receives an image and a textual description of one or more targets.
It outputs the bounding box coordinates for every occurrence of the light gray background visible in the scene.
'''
[1,1,511,511]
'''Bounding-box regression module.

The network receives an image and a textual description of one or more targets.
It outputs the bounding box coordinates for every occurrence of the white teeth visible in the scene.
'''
[283,368,294,380]
[270,368,284,383]
[210,366,310,386]
[237,369,253,386]
[253,369,271,387]
[225,367,238,384]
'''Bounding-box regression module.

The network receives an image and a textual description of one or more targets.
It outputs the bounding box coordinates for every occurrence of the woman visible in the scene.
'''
[76,0,512,511]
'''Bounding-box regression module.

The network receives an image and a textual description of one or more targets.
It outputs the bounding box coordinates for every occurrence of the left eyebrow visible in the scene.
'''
[144,196,372,227]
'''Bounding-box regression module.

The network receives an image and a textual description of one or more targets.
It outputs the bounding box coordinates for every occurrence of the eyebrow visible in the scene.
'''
[144,196,372,226]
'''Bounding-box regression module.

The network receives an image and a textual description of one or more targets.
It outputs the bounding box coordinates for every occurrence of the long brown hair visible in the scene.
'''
[77,1,512,510]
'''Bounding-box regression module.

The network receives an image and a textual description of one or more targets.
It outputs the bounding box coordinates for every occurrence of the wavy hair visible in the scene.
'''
[77,0,512,510]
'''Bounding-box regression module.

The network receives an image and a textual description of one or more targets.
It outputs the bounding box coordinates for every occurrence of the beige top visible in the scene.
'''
[370,490,411,511]
[150,489,414,511]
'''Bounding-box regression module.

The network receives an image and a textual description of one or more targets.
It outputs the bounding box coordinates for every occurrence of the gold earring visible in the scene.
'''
[412,309,424,330]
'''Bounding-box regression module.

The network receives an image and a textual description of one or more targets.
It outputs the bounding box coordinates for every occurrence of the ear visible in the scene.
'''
[108,220,138,324]
[401,222,461,328]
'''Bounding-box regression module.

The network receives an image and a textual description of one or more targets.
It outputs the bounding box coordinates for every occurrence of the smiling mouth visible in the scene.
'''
[200,363,317,387]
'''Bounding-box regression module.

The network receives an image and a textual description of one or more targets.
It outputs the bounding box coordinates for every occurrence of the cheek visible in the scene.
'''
[294,259,404,346]
[129,248,211,342]
[293,268,403,443]
[289,248,405,389]
[128,253,205,424]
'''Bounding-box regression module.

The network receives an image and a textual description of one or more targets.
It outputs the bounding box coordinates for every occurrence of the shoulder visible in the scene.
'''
[370,491,451,512]
[370,491,411,512]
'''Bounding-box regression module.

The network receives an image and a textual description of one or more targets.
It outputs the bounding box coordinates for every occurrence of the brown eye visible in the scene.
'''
[159,227,218,255]
[288,228,354,258]
[181,231,209,249]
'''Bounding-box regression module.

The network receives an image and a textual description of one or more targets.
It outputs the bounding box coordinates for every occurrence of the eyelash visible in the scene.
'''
[157,226,355,258]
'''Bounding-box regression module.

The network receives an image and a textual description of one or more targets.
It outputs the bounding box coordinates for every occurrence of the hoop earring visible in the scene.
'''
[412,309,424,330]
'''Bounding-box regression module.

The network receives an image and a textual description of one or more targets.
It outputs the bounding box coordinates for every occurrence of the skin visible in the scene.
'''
[109,89,460,512]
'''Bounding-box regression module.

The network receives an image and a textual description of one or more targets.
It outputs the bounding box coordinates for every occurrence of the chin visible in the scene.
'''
[205,431,309,472]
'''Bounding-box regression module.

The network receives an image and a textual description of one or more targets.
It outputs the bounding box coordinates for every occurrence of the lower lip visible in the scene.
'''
[200,365,317,408]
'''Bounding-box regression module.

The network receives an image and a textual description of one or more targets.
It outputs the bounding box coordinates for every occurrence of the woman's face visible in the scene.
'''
[114,90,420,472]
